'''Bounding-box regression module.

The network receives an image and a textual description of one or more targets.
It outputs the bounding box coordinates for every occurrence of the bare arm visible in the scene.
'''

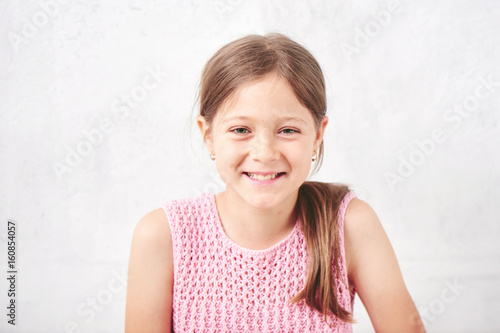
[344,198,425,332]
[125,208,174,333]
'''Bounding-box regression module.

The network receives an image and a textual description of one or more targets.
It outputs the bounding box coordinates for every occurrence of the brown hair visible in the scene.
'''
[198,33,353,323]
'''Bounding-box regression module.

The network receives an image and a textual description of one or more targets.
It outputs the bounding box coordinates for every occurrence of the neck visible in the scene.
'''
[215,190,298,250]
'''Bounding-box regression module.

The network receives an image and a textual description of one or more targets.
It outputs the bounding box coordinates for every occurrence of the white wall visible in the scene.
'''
[1,0,499,332]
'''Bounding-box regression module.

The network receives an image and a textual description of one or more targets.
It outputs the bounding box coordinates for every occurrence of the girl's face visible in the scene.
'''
[197,73,328,211]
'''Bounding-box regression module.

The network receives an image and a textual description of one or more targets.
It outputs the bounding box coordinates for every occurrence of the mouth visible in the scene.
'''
[243,172,286,181]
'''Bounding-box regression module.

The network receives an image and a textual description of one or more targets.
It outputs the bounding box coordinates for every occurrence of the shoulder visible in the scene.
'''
[341,198,426,331]
[125,208,174,332]
[161,193,212,219]
[343,197,378,226]
[135,208,170,237]
[343,196,380,233]
[131,208,172,258]
[343,197,387,276]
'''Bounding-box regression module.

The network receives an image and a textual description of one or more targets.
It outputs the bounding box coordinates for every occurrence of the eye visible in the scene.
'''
[230,127,250,134]
[280,128,299,134]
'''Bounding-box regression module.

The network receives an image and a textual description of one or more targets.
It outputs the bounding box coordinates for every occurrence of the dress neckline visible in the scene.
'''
[207,192,301,256]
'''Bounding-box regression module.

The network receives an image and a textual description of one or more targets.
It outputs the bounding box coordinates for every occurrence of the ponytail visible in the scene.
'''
[290,181,354,324]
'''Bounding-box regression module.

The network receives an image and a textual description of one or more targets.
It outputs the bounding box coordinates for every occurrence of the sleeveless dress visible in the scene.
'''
[161,191,357,332]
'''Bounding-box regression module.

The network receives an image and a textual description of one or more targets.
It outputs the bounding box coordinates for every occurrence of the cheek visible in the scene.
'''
[281,143,313,168]
[214,140,244,161]
[282,141,313,157]
[214,142,244,179]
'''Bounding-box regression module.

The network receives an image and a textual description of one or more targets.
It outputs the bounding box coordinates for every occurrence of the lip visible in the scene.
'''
[244,171,283,175]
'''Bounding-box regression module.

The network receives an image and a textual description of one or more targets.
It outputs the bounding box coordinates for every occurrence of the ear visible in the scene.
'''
[196,115,214,152]
[313,116,328,152]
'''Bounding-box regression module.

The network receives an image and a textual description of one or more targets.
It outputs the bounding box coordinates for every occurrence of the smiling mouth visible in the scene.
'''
[243,172,286,180]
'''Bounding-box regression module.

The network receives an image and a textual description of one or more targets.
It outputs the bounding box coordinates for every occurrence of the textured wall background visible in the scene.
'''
[1,0,499,332]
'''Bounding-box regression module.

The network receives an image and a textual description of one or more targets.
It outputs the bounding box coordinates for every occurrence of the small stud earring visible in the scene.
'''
[312,151,317,162]
[209,151,216,161]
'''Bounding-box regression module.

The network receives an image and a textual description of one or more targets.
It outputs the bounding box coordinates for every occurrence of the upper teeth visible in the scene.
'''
[247,173,280,180]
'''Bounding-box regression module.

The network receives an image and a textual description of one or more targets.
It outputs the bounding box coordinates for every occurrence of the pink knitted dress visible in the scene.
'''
[161,191,357,332]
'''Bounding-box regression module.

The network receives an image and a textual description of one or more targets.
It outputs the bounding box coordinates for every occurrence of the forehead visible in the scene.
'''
[214,74,314,124]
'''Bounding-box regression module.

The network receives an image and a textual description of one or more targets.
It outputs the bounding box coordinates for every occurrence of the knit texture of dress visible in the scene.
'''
[161,191,357,332]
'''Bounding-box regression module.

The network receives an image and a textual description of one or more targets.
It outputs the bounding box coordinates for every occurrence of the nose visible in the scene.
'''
[249,131,280,162]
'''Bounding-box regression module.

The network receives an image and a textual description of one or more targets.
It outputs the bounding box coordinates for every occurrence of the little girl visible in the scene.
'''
[125,33,425,332]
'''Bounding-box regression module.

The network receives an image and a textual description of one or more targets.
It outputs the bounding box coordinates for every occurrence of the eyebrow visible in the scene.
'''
[221,116,308,125]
